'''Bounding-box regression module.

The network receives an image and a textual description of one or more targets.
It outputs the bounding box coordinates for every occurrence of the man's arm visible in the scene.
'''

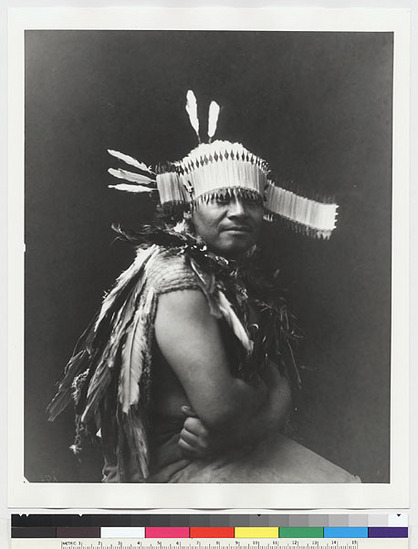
[154,289,268,431]
[179,362,292,458]
[231,361,292,443]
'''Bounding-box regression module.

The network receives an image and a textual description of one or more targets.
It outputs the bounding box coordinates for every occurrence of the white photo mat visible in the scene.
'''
[8,7,410,509]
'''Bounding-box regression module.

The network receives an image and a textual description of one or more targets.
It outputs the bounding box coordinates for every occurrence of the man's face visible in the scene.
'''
[191,195,264,259]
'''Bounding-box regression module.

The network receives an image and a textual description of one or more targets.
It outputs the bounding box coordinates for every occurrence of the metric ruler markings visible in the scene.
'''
[62,544,359,549]
[10,538,410,549]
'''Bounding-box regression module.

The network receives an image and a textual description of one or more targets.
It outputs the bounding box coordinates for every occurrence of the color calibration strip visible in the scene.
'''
[11,514,408,540]
[12,514,408,528]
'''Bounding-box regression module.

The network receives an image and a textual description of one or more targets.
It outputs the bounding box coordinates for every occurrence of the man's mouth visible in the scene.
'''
[223,225,252,233]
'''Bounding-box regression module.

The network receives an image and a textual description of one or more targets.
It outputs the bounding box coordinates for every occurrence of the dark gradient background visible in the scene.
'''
[24,30,392,483]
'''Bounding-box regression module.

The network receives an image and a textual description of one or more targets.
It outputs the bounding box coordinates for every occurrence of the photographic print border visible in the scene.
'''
[8,6,410,509]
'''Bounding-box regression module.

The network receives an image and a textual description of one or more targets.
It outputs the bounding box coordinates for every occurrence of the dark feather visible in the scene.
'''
[81,254,152,422]
[81,360,114,424]
[121,406,149,479]
[47,349,90,421]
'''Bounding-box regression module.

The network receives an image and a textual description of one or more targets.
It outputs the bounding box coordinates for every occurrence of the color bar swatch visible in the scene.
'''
[190,528,234,538]
[324,527,368,538]
[280,528,323,538]
[235,527,279,538]
[145,528,189,538]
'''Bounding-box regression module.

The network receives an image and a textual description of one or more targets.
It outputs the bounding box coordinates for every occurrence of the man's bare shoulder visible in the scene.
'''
[157,288,211,323]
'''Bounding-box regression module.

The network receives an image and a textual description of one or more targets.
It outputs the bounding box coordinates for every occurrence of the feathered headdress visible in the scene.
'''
[108,90,338,239]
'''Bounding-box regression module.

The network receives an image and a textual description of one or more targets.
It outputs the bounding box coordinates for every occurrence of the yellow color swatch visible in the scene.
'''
[235,527,279,538]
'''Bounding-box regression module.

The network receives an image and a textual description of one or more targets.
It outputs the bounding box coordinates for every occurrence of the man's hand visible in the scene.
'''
[178,406,213,459]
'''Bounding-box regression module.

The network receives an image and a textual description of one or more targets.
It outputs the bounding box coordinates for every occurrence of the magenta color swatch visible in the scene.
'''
[146,527,190,538]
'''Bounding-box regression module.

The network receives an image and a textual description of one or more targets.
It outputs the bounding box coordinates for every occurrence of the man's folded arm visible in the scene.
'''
[227,362,292,445]
[154,289,268,431]
[179,361,292,456]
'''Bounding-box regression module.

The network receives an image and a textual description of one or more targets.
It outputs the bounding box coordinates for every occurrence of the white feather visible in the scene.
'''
[129,409,149,477]
[108,167,155,186]
[95,247,158,330]
[108,149,153,174]
[119,294,150,413]
[185,89,200,138]
[217,290,253,353]
[120,287,156,413]
[208,101,220,139]
[108,183,154,193]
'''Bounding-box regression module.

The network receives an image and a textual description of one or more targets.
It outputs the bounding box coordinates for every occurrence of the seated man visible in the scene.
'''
[48,93,359,483]
[149,195,293,482]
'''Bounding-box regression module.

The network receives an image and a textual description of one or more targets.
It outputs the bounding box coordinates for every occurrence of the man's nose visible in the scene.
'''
[227,198,248,218]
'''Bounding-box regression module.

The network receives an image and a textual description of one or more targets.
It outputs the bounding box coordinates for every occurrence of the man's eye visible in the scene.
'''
[239,198,261,209]
[214,196,231,206]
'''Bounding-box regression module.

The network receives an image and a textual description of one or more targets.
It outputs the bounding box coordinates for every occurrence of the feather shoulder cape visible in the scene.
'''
[47,221,300,482]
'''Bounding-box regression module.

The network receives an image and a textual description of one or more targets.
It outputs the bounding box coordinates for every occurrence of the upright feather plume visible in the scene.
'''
[185,90,200,142]
[207,100,220,142]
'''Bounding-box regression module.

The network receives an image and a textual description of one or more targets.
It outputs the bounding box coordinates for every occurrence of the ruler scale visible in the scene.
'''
[11,539,409,549]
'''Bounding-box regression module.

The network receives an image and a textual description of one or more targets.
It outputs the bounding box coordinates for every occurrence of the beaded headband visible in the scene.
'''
[108,91,338,239]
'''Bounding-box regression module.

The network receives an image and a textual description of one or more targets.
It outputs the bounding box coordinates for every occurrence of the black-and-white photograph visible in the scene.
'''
[8,8,410,508]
